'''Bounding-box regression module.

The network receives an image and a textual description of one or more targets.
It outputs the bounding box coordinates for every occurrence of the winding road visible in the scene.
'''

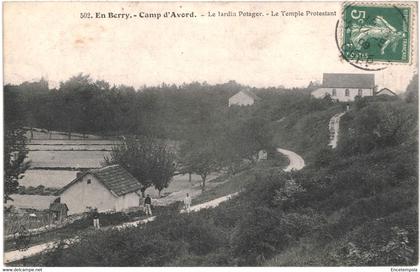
[4,147,305,264]
[277,148,305,172]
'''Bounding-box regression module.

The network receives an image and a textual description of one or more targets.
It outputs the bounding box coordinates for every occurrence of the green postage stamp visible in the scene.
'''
[341,2,415,64]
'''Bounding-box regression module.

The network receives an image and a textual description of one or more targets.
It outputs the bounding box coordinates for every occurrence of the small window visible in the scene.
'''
[345,89,350,96]
[358,89,363,96]
[87,179,91,184]
[332,89,336,96]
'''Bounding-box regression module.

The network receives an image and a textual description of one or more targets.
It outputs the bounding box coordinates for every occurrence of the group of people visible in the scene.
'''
[91,193,193,229]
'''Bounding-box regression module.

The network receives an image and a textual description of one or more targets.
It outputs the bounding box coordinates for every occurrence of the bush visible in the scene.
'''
[17,185,58,195]
[339,185,416,228]
[170,248,234,266]
[40,211,229,266]
[338,101,417,156]
[332,208,418,266]
[231,206,324,265]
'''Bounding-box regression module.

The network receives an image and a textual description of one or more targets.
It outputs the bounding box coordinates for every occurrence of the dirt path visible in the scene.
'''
[328,112,346,149]
[277,148,305,172]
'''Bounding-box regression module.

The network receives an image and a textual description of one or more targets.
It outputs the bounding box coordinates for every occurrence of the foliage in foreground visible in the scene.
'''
[9,76,417,266]
[30,94,418,267]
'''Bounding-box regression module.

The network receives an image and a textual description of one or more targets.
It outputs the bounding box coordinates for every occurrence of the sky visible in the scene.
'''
[3,2,418,92]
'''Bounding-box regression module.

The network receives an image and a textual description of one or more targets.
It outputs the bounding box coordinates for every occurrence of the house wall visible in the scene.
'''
[60,174,117,215]
[115,192,140,211]
[312,87,373,102]
[229,92,255,106]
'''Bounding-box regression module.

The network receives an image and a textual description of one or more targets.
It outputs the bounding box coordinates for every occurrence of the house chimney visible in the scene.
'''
[76,172,83,179]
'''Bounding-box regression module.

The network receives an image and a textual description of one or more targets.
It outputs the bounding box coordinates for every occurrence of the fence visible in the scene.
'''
[4,211,55,236]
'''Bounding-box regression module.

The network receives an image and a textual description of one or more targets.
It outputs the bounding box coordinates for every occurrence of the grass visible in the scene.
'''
[192,171,255,205]
[263,237,329,266]
[192,156,288,205]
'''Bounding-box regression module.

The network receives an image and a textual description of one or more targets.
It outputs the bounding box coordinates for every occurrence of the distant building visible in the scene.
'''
[311,73,375,102]
[228,89,261,107]
[56,164,142,215]
[257,150,268,160]
[375,88,397,96]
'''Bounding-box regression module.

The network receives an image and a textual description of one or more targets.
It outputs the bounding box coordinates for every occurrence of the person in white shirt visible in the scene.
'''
[184,193,192,213]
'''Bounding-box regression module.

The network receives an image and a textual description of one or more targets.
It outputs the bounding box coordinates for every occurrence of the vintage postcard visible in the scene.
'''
[2,1,418,269]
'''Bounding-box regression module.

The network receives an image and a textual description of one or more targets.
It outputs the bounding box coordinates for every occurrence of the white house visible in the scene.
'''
[56,164,142,215]
[311,73,375,102]
[228,89,261,107]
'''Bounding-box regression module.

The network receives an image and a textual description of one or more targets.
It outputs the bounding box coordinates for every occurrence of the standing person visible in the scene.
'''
[184,193,192,213]
[144,194,152,216]
[92,208,100,229]
[15,225,30,250]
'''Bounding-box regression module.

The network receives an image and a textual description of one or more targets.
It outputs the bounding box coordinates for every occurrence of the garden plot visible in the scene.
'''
[27,150,110,168]
[27,144,115,151]
[26,130,85,140]
[20,170,78,188]
[25,129,105,140]
[28,139,120,146]
[5,195,57,211]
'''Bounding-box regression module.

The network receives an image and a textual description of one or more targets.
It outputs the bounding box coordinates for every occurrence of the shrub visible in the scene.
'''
[170,248,234,266]
[333,208,418,266]
[158,213,228,256]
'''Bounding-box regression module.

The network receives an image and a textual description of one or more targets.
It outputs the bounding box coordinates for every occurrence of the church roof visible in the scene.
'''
[322,73,375,89]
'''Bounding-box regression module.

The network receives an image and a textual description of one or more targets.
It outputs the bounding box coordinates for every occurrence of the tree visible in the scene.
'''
[150,143,177,197]
[220,115,275,168]
[4,86,30,203]
[179,140,219,192]
[104,136,176,197]
[405,73,418,104]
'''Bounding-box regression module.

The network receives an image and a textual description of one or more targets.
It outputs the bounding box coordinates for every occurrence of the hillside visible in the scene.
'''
[265,95,418,266]
[5,76,417,266]
[18,91,416,266]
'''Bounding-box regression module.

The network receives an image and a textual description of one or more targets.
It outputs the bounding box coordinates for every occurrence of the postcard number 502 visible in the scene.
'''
[80,12,93,19]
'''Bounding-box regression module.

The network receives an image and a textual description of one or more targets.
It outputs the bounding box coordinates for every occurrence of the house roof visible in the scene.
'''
[234,89,261,101]
[322,73,375,89]
[376,88,397,96]
[56,164,142,197]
